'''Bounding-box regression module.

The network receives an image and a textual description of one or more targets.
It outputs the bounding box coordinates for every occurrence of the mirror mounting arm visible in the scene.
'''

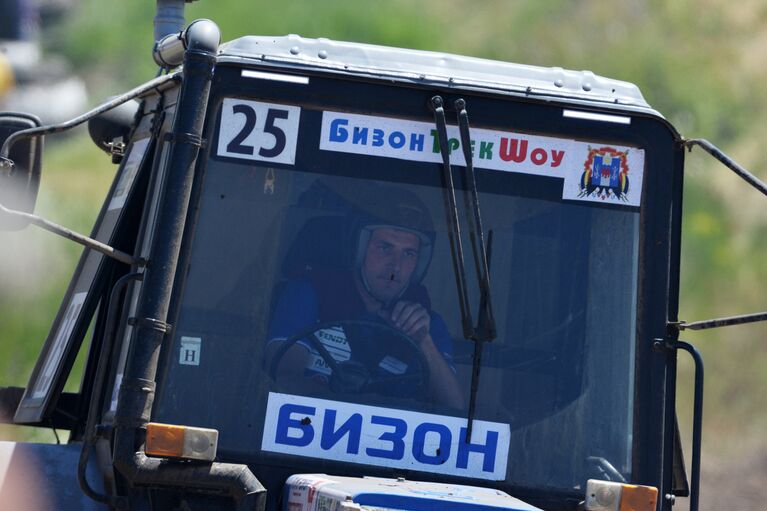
[683,138,767,197]
[0,202,144,267]
[670,311,767,332]
[0,72,181,171]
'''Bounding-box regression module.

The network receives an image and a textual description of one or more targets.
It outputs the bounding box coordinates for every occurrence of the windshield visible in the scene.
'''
[154,91,641,495]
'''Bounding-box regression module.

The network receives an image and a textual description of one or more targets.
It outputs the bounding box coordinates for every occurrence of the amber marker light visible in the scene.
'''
[584,480,659,511]
[145,422,218,461]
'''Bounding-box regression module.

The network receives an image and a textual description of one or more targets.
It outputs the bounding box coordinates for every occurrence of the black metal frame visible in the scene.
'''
[12,131,155,425]
[148,60,685,511]
[109,23,267,510]
[656,338,704,511]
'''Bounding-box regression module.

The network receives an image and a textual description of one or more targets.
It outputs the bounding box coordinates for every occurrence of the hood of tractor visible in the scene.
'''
[283,474,543,511]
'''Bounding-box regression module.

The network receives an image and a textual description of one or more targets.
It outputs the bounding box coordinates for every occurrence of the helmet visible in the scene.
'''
[354,185,435,285]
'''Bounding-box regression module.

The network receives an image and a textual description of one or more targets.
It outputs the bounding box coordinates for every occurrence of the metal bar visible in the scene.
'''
[78,272,143,506]
[453,99,498,442]
[114,48,214,448]
[112,20,264,511]
[465,340,483,442]
[669,340,704,511]
[678,311,767,331]
[465,230,493,442]
[454,101,483,291]
[683,138,767,197]
[430,95,475,340]
[0,202,141,266]
[154,0,187,43]
[454,99,496,342]
[0,72,180,165]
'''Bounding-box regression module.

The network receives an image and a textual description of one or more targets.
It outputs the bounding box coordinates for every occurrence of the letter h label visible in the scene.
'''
[179,337,202,366]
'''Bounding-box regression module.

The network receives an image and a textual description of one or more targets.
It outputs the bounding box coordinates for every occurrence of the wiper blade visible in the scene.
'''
[454,99,497,442]
[429,96,497,442]
[430,96,475,340]
[455,98,496,342]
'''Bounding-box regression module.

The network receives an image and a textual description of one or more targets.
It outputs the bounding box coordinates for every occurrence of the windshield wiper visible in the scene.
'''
[454,98,496,342]
[430,96,496,442]
[430,96,475,339]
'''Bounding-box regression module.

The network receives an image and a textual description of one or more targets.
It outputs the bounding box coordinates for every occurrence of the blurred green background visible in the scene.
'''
[1,1,766,510]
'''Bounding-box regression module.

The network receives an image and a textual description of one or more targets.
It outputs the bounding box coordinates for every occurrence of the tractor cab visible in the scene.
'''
[2,14,709,511]
[150,35,679,509]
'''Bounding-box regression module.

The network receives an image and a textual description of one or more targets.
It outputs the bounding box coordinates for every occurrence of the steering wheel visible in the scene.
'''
[268,319,431,399]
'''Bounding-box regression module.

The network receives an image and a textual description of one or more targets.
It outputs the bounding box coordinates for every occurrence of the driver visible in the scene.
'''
[266,186,464,409]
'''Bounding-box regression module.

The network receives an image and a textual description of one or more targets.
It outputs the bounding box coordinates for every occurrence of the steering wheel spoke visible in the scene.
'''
[269,319,431,399]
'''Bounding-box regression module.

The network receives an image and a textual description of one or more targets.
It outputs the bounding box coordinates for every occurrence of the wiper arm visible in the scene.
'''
[430,96,475,340]
[455,98,497,342]
[454,99,497,442]
[429,96,497,442]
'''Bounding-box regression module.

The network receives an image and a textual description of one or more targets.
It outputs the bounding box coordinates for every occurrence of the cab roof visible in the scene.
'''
[218,34,658,115]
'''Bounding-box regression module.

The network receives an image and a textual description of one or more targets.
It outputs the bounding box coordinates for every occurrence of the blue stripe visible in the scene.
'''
[354,493,535,511]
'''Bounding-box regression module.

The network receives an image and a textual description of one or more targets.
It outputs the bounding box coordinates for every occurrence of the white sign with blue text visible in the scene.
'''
[319,111,645,207]
[261,392,511,481]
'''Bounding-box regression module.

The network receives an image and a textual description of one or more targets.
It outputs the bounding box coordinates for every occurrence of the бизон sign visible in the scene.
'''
[261,393,511,481]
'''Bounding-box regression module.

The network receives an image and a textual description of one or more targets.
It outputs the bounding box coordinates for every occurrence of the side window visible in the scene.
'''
[14,137,153,424]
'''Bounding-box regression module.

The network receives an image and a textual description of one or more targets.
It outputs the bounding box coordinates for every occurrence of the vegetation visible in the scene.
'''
[2,0,765,509]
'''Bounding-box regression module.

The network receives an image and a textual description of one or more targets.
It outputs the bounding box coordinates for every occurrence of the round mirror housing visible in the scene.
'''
[87,99,140,162]
[0,112,43,231]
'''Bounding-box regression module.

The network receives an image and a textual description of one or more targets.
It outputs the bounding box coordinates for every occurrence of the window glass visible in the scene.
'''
[155,103,640,492]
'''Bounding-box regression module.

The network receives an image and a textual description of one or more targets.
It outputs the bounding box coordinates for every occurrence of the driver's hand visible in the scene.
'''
[386,301,431,343]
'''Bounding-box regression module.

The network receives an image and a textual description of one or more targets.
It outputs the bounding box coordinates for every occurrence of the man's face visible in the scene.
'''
[362,227,421,303]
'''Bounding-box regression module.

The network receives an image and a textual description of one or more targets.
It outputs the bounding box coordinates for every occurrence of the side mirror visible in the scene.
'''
[88,99,140,163]
[0,112,43,231]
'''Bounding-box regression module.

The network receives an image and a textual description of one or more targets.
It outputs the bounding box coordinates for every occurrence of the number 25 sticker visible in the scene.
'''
[217,98,301,164]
